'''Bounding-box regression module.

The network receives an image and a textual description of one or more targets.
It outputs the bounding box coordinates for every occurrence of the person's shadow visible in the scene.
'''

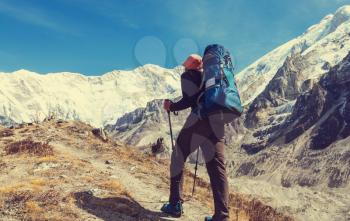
[74,191,173,221]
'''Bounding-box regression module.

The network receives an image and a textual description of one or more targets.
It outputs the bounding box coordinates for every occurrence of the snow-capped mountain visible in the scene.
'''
[0,65,182,127]
[236,5,350,105]
[242,5,350,149]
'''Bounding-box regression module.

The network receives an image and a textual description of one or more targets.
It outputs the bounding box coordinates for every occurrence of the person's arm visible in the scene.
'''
[169,74,196,112]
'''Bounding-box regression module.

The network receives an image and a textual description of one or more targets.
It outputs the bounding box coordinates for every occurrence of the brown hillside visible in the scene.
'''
[0,120,293,221]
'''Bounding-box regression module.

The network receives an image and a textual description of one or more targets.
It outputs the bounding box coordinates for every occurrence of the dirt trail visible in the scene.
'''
[53,142,210,221]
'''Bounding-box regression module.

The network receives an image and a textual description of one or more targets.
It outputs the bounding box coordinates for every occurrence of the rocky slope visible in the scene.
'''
[234,52,350,186]
[106,99,189,147]
[0,120,293,221]
[0,116,16,128]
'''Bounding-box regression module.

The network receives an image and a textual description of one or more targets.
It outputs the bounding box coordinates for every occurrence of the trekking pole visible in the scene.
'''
[192,148,200,197]
[167,110,175,152]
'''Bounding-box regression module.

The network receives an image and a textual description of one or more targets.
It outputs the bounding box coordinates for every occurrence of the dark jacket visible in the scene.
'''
[170,70,203,112]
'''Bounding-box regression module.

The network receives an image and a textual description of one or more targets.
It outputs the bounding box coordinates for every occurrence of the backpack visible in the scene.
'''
[151,137,165,154]
[196,44,243,121]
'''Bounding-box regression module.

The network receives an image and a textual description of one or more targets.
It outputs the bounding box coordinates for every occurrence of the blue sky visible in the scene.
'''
[0,0,349,75]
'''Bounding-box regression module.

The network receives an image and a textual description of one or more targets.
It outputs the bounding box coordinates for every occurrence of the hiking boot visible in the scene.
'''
[204,216,213,221]
[161,201,183,218]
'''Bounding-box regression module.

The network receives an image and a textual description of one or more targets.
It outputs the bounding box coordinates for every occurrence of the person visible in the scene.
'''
[161,53,231,221]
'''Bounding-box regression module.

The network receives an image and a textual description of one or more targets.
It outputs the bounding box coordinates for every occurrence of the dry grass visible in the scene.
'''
[0,183,26,195]
[19,128,31,134]
[0,186,33,218]
[25,200,43,214]
[0,179,66,221]
[66,194,77,206]
[30,179,46,187]
[0,161,6,169]
[0,128,14,138]
[35,155,58,164]
[98,180,131,197]
[24,197,59,221]
[5,139,53,156]
[0,179,46,196]
[82,176,94,182]
[0,138,14,146]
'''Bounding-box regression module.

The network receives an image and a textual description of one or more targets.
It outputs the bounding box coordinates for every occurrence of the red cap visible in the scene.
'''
[182,54,202,70]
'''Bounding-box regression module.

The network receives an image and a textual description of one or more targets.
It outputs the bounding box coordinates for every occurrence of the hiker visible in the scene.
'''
[161,46,243,221]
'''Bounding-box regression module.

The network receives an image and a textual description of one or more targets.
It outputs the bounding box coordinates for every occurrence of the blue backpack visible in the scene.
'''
[196,44,243,120]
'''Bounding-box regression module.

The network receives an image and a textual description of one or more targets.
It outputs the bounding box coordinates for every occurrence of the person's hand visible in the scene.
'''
[163,99,172,112]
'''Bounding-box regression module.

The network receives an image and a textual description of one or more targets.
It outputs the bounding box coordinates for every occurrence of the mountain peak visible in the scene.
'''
[236,5,350,105]
[133,64,172,73]
[13,69,37,75]
[335,5,350,16]
[329,5,350,32]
